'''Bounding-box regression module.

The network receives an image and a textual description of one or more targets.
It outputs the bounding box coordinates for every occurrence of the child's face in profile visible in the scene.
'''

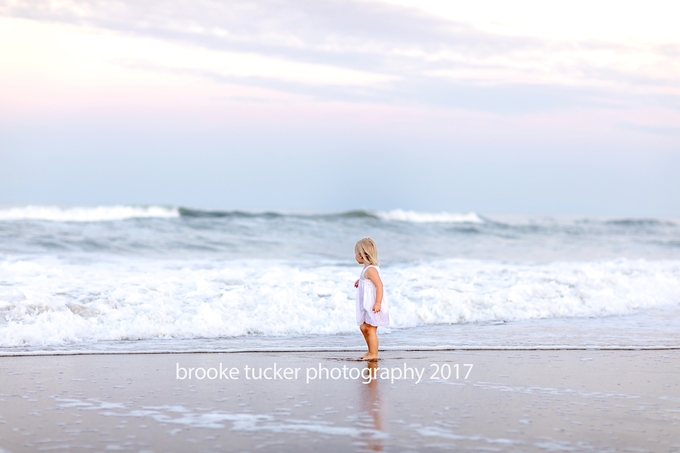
[355,252,365,264]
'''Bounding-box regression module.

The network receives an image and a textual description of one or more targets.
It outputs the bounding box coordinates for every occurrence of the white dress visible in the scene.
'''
[356,265,390,327]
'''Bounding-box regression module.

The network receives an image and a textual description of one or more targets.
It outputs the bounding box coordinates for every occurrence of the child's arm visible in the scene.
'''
[364,268,383,312]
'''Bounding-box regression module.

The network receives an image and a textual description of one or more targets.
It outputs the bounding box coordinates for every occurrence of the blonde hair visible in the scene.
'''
[355,237,379,265]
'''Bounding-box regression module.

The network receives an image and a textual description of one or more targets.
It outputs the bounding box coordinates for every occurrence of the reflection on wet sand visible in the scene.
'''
[358,360,384,451]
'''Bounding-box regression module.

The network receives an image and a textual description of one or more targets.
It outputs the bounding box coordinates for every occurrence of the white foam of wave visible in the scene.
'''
[375,210,483,223]
[0,205,179,222]
[53,398,387,438]
[1,258,679,347]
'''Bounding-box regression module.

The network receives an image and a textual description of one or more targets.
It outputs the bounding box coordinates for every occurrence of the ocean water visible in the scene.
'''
[1,205,679,354]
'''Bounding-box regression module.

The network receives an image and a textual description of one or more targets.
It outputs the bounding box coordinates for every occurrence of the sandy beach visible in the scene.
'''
[1,350,678,452]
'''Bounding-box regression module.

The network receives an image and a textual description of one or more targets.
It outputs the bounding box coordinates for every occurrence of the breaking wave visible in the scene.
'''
[1,257,678,347]
[0,205,179,222]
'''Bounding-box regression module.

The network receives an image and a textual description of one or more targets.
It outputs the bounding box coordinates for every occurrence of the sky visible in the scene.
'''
[0,0,679,216]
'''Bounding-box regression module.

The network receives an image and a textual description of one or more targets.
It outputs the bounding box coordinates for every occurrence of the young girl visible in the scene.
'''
[354,237,389,360]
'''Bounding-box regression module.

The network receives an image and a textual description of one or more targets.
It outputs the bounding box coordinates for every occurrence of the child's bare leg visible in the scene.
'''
[359,323,379,360]
[359,323,371,359]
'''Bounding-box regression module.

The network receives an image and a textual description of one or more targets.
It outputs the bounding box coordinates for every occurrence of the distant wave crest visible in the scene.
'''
[374,209,483,223]
[0,205,482,224]
[0,205,179,222]
[179,207,484,223]
[178,208,283,218]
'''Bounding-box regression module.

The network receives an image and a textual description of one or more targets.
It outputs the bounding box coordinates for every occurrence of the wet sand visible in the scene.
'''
[1,350,679,452]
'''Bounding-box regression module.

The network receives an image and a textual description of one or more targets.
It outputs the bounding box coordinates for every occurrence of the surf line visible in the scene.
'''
[3,346,680,358]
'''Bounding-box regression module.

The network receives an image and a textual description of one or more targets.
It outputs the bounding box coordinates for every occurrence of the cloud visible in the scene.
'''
[2,0,679,113]
[0,0,538,69]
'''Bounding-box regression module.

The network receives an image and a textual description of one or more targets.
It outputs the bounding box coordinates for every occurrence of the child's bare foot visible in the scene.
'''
[359,354,379,361]
[359,352,370,360]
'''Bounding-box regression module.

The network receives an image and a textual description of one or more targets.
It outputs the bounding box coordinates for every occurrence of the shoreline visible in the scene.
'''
[2,345,680,358]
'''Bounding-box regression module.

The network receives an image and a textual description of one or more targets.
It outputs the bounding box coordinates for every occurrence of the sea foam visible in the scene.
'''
[375,210,483,223]
[0,205,179,222]
[1,258,678,347]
